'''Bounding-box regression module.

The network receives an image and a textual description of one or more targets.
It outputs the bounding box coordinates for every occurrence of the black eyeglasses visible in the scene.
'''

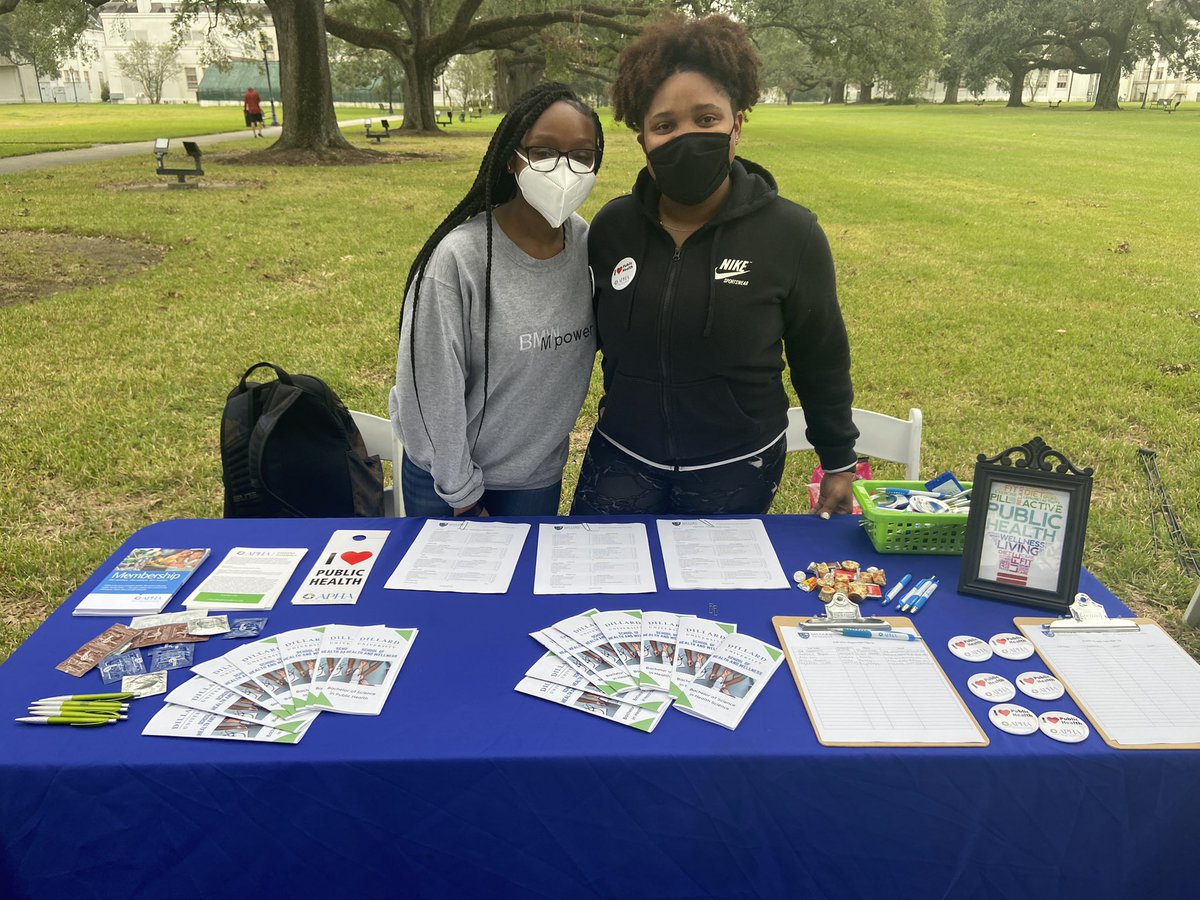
[516,146,598,174]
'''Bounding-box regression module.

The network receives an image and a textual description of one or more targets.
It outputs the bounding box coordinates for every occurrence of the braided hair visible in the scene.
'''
[401,82,604,460]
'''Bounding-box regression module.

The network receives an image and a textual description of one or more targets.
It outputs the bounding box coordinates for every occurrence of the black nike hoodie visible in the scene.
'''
[588,157,858,470]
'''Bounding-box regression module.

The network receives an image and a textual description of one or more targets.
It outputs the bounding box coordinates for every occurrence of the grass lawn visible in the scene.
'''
[0,103,393,158]
[1,102,1198,663]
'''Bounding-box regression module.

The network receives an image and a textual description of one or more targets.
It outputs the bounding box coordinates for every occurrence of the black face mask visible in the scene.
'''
[646,130,733,206]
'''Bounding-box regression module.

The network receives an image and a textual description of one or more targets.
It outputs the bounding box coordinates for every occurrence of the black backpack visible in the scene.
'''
[221,362,385,518]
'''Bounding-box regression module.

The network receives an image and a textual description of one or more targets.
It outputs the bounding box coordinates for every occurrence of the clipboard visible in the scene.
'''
[773,616,989,748]
[1016,616,1200,751]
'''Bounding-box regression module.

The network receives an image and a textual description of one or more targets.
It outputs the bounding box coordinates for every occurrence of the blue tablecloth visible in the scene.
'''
[1,515,1195,900]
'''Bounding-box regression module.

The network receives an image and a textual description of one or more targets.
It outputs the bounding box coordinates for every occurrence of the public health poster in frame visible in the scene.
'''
[959,438,1093,612]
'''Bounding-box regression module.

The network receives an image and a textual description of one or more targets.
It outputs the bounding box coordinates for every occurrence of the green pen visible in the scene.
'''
[29,702,129,712]
[16,716,118,726]
[29,706,127,717]
[34,693,135,703]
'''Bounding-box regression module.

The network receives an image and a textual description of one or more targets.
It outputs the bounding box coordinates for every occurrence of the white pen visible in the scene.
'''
[839,628,922,642]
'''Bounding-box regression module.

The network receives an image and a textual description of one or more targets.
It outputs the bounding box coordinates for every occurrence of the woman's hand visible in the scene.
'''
[812,471,856,519]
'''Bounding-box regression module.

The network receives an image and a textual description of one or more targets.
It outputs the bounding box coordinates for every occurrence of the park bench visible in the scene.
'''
[364,119,392,142]
[469,107,483,119]
[1162,99,1182,113]
[153,138,203,188]
[1047,100,1062,109]
[435,110,453,126]
[972,98,985,106]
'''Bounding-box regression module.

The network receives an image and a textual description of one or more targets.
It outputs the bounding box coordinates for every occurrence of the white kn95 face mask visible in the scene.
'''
[516,159,597,229]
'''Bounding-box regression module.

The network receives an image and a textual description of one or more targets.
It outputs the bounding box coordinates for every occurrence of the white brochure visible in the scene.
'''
[385,520,530,593]
[514,678,669,732]
[534,625,638,695]
[677,632,784,730]
[165,675,290,726]
[291,530,390,605]
[275,626,328,710]
[670,618,738,703]
[523,653,673,714]
[533,523,657,594]
[590,609,645,682]
[639,611,687,693]
[143,704,313,744]
[656,519,789,590]
[192,655,286,713]
[222,636,299,717]
[529,629,619,696]
[183,547,308,611]
[307,625,418,715]
[552,609,638,684]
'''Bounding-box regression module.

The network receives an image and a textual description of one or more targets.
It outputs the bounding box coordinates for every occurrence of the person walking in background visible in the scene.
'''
[571,14,859,518]
[391,83,604,518]
[243,86,264,137]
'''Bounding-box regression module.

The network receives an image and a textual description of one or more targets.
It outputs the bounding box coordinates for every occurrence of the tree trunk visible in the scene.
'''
[1004,65,1025,107]
[942,69,961,104]
[858,82,874,102]
[494,51,544,112]
[398,52,439,132]
[829,80,846,104]
[784,90,793,105]
[264,0,354,153]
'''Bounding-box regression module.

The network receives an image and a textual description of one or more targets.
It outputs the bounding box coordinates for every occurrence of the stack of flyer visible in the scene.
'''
[518,609,783,732]
[142,624,418,744]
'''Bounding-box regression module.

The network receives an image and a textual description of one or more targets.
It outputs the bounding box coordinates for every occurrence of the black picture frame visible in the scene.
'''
[958,437,1094,613]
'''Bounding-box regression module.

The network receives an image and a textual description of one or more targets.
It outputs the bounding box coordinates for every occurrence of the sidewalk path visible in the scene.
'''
[0,118,374,176]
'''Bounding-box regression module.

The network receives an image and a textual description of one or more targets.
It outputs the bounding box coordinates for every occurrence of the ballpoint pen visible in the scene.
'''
[29,707,127,719]
[15,716,119,726]
[883,574,912,606]
[910,578,940,613]
[34,693,134,703]
[897,578,930,612]
[839,628,922,642]
[28,702,129,712]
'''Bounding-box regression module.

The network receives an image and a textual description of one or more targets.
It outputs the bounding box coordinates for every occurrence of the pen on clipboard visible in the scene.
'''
[839,628,922,642]
[910,578,940,613]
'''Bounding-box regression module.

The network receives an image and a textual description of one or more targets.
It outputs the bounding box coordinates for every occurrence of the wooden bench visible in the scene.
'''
[364,119,392,142]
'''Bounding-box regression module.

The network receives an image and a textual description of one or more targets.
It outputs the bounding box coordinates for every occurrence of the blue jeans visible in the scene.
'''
[401,453,562,517]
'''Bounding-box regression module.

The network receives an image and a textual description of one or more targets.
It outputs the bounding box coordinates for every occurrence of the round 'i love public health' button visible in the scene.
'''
[988,703,1039,735]
[947,635,992,662]
[1039,711,1090,743]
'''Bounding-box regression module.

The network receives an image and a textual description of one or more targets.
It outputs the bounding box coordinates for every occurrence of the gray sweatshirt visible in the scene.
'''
[390,212,595,507]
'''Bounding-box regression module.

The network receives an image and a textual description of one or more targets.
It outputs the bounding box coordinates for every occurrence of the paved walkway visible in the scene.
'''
[0,118,374,175]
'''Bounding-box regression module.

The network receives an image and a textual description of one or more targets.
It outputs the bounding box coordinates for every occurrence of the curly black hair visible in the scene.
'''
[611,14,760,132]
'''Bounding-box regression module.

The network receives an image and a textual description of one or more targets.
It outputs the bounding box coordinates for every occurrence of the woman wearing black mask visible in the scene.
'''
[572,14,859,517]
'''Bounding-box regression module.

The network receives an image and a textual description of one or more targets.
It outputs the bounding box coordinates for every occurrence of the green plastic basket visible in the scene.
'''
[853,480,972,555]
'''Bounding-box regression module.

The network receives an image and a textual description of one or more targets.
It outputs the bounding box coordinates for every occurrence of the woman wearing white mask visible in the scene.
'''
[391,83,602,517]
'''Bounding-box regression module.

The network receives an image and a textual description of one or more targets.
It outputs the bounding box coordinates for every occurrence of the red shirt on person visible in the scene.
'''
[243,89,262,114]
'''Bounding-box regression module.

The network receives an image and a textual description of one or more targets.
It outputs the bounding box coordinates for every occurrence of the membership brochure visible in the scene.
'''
[656,519,790,591]
[291,530,390,605]
[533,523,657,594]
[183,547,308,611]
[676,632,784,730]
[514,678,670,733]
[670,618,738,703]
[306,624,417,715]
[73,548,210,616]
[385,520,529,593]
[165,675,290,727]
[143,704,314,744]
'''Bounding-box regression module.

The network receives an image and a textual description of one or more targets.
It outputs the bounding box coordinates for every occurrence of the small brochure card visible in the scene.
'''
[670,617,738,703]
[192,655,286,714]
[291,530,390,605]
[538,624,638,696]
[676,633,784,731]
[73,548,210,617]
[552,610,638,686]
[275,626,328,711]
[589,610,645,682]
[222,636,298,716]
[639,611,686,693]
[307,625,417,715]
[183,548,307,611]
[143,704,313,744]
[165,675,290,726]
[523,653,673,714]
[514,678,669,732]
[529,629,619,696]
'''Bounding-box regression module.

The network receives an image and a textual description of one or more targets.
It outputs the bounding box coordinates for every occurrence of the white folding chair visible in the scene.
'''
[785,406,923,480]
[349,410,405,516]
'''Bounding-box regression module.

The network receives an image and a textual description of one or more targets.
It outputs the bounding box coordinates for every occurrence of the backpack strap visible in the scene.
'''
[246,381,310,518]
